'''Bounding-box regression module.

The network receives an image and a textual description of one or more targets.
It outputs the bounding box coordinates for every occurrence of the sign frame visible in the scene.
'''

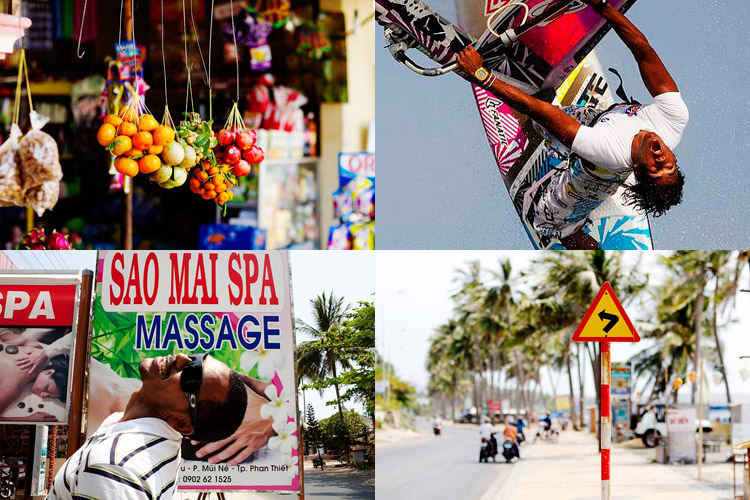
[0,270,87,427]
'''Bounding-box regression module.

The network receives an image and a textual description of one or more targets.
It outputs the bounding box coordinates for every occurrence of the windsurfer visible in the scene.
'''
[456,0,688,249]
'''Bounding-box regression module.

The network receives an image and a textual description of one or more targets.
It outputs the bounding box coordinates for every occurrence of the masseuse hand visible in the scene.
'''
[16,347,48,375]
[192,386,275,465]
[456,46,484,76]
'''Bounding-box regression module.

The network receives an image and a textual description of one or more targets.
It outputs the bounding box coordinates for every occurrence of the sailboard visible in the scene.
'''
[377,0,653,249]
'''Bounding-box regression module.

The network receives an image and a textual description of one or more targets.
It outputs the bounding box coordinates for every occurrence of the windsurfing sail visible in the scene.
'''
[377,0,653,249]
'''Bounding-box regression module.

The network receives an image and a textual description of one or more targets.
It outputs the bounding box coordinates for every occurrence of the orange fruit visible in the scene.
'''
[202,161,212,170]
[153,126,175,146]
[115,156,139,177]
[189,178,201,190]
[148,145,163,155]
[218,192,229,204]
[220,165,229,174]
[206,190,217,199]
[103,114,122,127]
[213,173,225,184]
[196,170,208,182]
[138,154,162,174]
[118,121,138,137]
[97,123,116,146]
[112,136,133,156]
[227,190,234,200]
[132,131,153,150]
[118,105,138,123]
[209,166,219,175]
[138,114,158,132]
[201,190,213,200]
[204,182,215,191]
[215,184,227,194]
[125,149,143,158]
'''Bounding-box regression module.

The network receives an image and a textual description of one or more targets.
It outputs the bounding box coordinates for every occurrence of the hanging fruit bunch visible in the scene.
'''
[149,106,190,189]
[177,112,217,168]
[189,103,264,210]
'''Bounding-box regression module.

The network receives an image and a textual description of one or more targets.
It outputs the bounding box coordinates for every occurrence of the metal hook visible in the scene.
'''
[77,0,89,58]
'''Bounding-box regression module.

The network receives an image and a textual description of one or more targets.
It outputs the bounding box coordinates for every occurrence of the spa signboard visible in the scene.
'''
[91,251,300,493]
[0,271,82,425]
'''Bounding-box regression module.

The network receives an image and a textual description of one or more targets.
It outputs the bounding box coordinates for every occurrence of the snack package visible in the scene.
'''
[355,187,374,219]
[18,111,62,190]
[0,124,24,206]
[25,179,59,216]
[351,221,374,250]
[332,187,352,219]
[327,223,351,250]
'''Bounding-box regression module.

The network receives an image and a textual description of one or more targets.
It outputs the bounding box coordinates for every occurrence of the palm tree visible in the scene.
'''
[295,292,351,420]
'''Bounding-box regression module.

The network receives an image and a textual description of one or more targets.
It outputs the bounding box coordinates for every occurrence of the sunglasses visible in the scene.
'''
[181,353,210,430]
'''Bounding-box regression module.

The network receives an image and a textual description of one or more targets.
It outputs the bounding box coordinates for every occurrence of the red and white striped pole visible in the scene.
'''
[601,341,611,500]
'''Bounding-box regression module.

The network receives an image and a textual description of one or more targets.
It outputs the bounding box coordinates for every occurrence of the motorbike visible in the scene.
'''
[479,432,498,463]
[0,457,15,500]
[516,430,525,445]
[312,453,325,470]
[433,424,442,436]
[502,437,518,463]
[534,426,560,444]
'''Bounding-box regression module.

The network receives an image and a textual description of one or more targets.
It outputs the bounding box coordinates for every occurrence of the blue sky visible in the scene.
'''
[376,0,750,249]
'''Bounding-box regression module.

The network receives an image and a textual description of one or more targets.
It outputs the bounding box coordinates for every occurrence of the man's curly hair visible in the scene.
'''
[622,167,685,218]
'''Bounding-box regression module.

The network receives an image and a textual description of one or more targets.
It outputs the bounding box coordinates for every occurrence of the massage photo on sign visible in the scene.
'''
[0,327,72,423]
[85,319,291,469]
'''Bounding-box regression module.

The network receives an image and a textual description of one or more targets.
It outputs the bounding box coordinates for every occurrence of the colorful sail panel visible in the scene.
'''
[463,0,639,91]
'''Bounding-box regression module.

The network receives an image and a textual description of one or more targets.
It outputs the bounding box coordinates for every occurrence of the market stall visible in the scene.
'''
[0,0,374,250]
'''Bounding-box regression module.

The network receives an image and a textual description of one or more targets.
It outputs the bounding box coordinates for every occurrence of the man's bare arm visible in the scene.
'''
[456,46,581,148]
[591,0,677,97]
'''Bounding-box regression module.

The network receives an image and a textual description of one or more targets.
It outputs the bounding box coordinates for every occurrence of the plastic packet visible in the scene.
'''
[0,124,24,206]
[327,223,351,250]
[351,221,374,250]
[25,179,59,216]
[18,111,62,190]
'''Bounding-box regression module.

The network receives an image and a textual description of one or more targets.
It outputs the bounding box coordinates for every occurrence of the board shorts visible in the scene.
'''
[529,105,632,240]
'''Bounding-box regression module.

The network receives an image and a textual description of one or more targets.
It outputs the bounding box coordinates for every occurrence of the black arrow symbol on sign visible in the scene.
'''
[598,310,619,333]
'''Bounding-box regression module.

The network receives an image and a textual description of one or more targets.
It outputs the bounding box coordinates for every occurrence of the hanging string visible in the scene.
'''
[131,0,138,96]
[189,0,208,85]
[182,0,192,114]
[76,0,88,57]
[207,0,215,120]
[161,0,168,106]
[229,0,239,102]
[118,0,124,47]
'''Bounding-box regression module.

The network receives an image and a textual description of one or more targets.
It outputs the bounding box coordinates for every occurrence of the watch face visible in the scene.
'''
[475,68,489,81]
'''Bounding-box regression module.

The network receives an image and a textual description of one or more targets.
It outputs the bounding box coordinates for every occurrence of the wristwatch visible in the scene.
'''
[474,67,490,83]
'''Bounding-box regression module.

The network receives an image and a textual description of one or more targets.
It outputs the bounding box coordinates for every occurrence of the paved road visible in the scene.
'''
[376,420,516,500]
[305,469,375,499]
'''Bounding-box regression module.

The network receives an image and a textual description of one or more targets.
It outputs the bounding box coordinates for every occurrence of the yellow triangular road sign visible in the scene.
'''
[572,282,640,342]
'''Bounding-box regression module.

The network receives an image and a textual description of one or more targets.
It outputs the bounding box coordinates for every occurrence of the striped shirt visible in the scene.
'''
[46,412,182,500]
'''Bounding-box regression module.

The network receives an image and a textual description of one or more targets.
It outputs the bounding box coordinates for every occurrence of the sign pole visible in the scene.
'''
[601,341,611,500]
[67,269,94,457]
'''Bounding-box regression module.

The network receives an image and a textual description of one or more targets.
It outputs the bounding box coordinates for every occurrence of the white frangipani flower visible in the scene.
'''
[268,419,297,455]
[260,385,295,422]
[282,455,299,480]
[240,347,285,380]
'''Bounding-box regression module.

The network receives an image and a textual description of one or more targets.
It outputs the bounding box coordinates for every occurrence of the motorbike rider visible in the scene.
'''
[515,416,526,442]
[479,415,496,457]
[503,419,520,458]
[540,413,552,432]
[433,415,443,434]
